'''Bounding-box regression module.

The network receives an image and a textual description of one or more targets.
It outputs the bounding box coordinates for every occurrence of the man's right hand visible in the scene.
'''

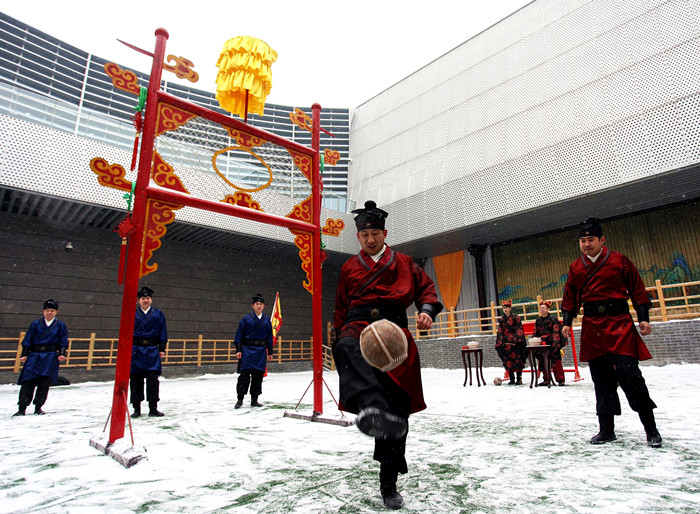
[562,326,571,338]
[235,352,242,359]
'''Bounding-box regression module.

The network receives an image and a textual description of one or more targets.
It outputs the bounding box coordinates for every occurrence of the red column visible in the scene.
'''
[311,103,323,415]
[109,28,169,443]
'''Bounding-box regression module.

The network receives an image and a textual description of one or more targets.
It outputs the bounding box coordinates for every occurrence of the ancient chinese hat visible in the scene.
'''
[578,217,603,238]
[43,299,59,310]
[252,293,265,303]
[137,287,154,298]
[539,299,552,308]
[352,200,388,231]
[502,299,513,307]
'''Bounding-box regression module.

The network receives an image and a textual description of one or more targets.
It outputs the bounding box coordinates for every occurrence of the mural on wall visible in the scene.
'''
[494,202,700,304]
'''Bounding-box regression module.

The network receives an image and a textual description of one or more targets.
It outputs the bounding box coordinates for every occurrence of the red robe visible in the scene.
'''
[561,246,652,362]
[334,245,440,414]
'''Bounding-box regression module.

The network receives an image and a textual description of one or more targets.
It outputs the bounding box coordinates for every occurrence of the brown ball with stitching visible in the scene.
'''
[359,319,408,372]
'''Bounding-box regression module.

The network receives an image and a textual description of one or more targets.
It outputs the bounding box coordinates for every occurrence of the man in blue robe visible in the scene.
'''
[130,287,168,418]
[14,299,69,416]
[234,294,274,409]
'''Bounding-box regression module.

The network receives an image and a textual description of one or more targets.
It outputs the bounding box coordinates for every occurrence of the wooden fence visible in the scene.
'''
[412,279,700,339]
[0,335,330,373]
[4,279,698,371]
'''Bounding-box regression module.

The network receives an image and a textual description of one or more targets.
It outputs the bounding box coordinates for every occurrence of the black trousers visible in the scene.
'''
[588,353,657,416]
[130,370,160,405]
[237,368,265,398]
[18,375,51,408]
[332,336,411,473]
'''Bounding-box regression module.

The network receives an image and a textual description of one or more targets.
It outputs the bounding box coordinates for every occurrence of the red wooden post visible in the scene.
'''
[311,103,323,415]
[108,28,169,444]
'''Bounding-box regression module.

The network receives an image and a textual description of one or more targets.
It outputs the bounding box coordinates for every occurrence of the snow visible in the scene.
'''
[1,365,699,513]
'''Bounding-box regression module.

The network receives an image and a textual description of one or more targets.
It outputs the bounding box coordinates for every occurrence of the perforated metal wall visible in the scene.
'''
[349,0,700,248]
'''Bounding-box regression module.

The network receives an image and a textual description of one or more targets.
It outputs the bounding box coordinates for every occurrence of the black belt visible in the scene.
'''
[31,345,58,353]
[346,306,408,328]
[242,339,268,347]
[583,300,630,317]
[133,338,158,346]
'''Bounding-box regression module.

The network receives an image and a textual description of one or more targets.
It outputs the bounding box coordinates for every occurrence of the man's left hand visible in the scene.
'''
[267,354,273,362]
[416,313,433,330]
[639,321,652,335]
[58,355,66,362]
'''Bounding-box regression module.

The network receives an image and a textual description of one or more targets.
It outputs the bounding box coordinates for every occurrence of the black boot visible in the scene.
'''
[639,410,662,448]
[380,465,403,510]
[235,397,243,409]
[516,372,523,385]
[148,402,164,417]
[131,403,141,418]
[356,408,408,440]
[590,415,616,444]
[250,396,263,407]
[507,373,516,385]
[34,406,46,415]
[12,406,26,417]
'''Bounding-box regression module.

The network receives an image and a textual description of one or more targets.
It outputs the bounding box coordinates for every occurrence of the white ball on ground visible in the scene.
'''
[493,377,503,386]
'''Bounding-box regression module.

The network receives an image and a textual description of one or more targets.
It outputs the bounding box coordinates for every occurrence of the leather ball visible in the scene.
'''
[493,377,503,386]
[359,319,408,372]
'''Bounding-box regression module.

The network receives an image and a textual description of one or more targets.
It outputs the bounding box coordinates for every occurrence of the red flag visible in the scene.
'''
[271,292,282,340]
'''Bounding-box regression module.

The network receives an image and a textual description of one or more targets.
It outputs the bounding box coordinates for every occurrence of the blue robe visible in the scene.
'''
[131,307,168,374]
[234,312,273,372]
[18,318,69,384]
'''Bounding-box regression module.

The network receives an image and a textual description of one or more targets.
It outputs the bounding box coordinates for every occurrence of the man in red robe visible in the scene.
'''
[533,300,567,386]
[561,217,661,447]
[333,200,442,510]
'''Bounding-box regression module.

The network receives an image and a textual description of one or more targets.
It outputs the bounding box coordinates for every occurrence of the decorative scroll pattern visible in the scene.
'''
[164,55,199,83]
[152,151,189,193]
[322,218,345,236]
[287,196,312,224]
[90,157,132,192]
[291,230,313,293]
[104,63,140,95]
[225,128,267,149]
[222,192,263,210]
[324,148,341,165]
[142,199,182,277]
[289,108,313,133]
[155,103,199,137]
[288,150,313,185]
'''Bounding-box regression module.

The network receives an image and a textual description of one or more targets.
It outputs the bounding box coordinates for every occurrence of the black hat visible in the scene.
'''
[43,299,59,310]
[578,217,603,238]
[252,293,265,303]
[351,200,388,232]
[137,286,154,299]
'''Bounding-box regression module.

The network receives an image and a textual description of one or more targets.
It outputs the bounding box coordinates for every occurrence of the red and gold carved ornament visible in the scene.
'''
[226,128,266,149]
[152,151,189,194]
[287,196,312,224]
[323,148,341,165]
[104,63,140,96]
[164,55,199,83]
[289,108,313,133]
[90,157,132,192]
[222,192,263,210]
[291,230,313,293]
[141,199,182,277]
[155,102,199,137]
[287,150,313,185]
[322,218,345,237]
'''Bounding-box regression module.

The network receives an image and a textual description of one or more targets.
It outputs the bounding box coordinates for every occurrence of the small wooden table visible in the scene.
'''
[461,347,486,387]
[526,345,552,388]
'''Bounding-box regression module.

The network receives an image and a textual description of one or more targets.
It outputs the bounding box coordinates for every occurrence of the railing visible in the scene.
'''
[410,279,700,340]
[0,335,320,373]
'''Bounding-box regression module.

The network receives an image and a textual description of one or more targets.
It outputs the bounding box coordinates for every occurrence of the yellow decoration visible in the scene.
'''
[216,36,278,118]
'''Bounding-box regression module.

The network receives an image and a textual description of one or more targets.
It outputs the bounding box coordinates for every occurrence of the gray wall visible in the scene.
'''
[0,211,345,340]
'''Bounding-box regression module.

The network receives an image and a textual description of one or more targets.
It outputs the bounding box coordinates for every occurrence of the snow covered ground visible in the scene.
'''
[1,364,699,513]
